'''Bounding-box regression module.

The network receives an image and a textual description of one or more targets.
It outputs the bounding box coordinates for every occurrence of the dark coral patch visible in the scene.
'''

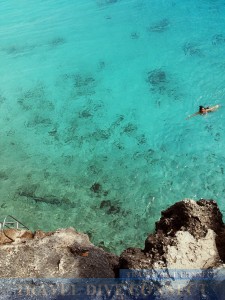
[17,83,54,112]
[136,134,147,145]
[74,75,95,88]
[100,200,121,214]
[123,123,138,135]
[0,171,8,181]
[73,74,96,96]
[2,44,36,56]
[97,0,117,5]
[79,109,93,119]
[110,115,125,130]
[90,183,109,197]
[212,34,225,45]
[91,129,111,141]
[98,61,105,70]
[182,42,203,57]
[147,69,167,86]
[90,183,102,193]
[146,68,182,100]
[146,68,168,94]
[130,32,140,39]
[0,94,6,105]
[147,18,170,33]
[49,37,66,47]
[18,189,75,208]
[60,73,97,97]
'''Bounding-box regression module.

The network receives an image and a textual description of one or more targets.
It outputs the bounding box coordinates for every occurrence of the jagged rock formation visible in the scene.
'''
[120,199,224,269]
[120,199,225,299]
[1,199,225,299]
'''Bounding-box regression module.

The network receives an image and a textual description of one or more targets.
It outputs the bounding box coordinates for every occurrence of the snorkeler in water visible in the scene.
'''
[186,104,220,120]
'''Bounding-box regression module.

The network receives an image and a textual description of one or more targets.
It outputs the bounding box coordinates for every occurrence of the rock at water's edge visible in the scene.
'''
[0,227,118,278]
[1,199,225,299]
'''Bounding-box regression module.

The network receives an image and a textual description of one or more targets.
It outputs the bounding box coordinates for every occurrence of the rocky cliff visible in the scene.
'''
[0,227,118,278]
[120,199,224,270]
[120,199,225,299]
[1,199,225,299]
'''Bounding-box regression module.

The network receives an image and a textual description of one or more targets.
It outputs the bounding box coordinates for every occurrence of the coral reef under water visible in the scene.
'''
[182,42,204,56]
[96,0,118,6]
[130,32,140,39]
[211,33,225,45]
[146,68,183,101]
[147,18,170,33]
[48,37,66,47]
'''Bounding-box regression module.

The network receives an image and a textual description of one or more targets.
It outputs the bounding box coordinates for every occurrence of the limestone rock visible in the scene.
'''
[0,227,118,278]
[120,199,225,298]
[120,199,224,269]
[0,229,33,244]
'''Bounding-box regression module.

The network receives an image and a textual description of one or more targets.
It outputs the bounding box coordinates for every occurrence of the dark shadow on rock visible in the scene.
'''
[69,242,119,278]
[154,199,224,239]
[216,229,225,262]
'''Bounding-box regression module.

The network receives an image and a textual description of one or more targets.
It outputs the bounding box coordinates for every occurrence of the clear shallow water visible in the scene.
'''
[1,0,225,253]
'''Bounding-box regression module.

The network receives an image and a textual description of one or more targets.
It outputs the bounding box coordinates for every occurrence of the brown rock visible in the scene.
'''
[19,230,34,240]
[154,199,224,238]
[34,230,53,239]
[0,229,33,244]
[120,199,224,271]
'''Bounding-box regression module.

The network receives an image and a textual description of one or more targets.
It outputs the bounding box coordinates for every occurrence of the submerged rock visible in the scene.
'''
[147,69,167,86]
[212,34,225,45]
[97,0,118,5]
[100,199,121,214]
[182,42,203,56]
[148,18,170,33]
[90,182,102,193]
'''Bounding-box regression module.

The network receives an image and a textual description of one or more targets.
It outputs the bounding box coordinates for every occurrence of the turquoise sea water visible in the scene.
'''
[1,0,225,253]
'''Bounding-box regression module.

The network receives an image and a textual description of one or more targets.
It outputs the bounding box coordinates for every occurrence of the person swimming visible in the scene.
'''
[186,104,220,120]
[199,105,209,114]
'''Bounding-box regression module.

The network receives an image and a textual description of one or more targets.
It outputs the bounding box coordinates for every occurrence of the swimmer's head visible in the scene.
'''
[199,105,204,113]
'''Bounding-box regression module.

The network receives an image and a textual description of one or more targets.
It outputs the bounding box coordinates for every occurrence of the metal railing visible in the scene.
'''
[0,215,29,241]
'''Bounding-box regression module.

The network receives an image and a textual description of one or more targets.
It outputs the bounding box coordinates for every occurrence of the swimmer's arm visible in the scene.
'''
[206,104,220,113]
[186,105,220,120]
[186,112,200,120]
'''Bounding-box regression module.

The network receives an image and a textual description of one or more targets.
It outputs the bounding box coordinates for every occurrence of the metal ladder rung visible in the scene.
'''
[0,215,29,241]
